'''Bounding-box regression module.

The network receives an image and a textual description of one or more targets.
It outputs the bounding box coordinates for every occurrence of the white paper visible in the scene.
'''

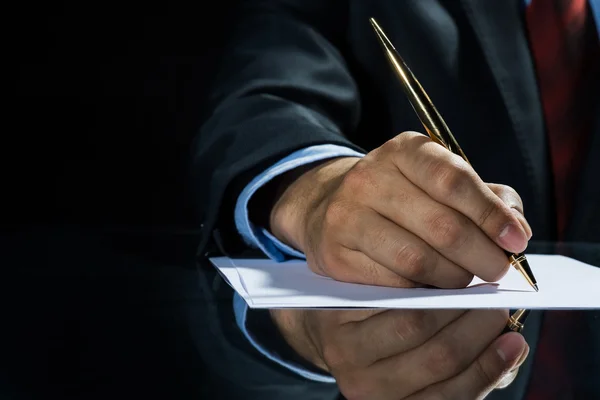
[209,255,600,309]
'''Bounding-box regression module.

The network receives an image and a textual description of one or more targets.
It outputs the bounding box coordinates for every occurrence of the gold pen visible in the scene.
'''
[369,18,535,332]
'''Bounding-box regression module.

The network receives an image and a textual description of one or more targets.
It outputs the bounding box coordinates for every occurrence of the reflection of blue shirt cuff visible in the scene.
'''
[232,144,365,382]
[234,144,365,261]
[233,293,335,383]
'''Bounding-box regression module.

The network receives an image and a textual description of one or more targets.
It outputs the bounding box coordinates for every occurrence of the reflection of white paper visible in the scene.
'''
[209,255,600,309]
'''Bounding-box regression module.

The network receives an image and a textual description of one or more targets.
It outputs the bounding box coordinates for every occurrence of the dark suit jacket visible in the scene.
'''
[195,1,600,399]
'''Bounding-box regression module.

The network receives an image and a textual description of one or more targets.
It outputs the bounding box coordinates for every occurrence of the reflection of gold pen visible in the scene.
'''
[369,18,535,331]
[503,309,531,333]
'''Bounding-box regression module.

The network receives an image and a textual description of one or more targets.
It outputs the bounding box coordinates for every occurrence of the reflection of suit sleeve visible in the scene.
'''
[233,144,365,382]
[195,257,341,400]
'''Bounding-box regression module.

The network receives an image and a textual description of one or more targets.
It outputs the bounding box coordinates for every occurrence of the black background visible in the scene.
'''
[2,3,271,399]
[7,3,237,228]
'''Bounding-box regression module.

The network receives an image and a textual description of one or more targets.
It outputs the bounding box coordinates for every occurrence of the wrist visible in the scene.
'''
[269,157,360,252]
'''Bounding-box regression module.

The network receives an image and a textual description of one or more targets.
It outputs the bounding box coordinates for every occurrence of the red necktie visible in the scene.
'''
[524,0,599,398]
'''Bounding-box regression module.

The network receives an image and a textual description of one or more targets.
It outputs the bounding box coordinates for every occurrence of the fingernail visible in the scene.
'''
[498,223,528,253]
[496,333,524,364]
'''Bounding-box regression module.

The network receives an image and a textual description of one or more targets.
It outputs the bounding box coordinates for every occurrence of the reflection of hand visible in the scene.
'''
[272,308,529,400]
[270,131,532,289]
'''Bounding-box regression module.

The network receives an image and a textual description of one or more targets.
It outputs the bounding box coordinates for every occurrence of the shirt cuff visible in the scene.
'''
[234,144,365,261]
[232,144,365,382]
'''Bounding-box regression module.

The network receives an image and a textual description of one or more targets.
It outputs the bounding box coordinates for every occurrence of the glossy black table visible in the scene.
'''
[2,227,599,399]
[493,241,600,400]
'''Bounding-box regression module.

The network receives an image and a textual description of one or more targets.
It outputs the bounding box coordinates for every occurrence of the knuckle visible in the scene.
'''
[395,310,429,340]
[503,184,519,198]
[406,309,429,333]
[494,183,524,211]
[342,163,376,193]
[394,244,429,281]
[380,136,404,155]
[426,340,462,378]
[428,212,468,251]
[381,131,421,155]
[497,183,519,200]
[401,130,426,143]
[430,157,470,198]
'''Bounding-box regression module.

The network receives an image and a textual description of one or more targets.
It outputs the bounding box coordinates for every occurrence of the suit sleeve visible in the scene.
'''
[192,0,363,254]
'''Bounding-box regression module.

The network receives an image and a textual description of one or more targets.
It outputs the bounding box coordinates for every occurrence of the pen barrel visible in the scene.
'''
[369,18,470,164]
[369,17,535,339]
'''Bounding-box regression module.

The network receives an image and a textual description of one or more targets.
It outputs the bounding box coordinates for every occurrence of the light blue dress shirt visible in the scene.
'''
[232,1,600,383]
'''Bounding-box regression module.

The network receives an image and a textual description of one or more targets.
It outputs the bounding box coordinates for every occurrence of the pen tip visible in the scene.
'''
[533,284,539,292]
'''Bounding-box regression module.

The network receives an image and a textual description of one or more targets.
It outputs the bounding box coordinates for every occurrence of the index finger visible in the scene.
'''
[390,132,529,254]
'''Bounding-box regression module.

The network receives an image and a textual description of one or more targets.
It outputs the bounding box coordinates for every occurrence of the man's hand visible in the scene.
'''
[272,308,529,400]
[270,131,532,288]
[265,132,533,398]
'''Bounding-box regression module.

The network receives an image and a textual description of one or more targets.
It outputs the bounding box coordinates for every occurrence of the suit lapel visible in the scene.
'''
[460,0,553,235]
